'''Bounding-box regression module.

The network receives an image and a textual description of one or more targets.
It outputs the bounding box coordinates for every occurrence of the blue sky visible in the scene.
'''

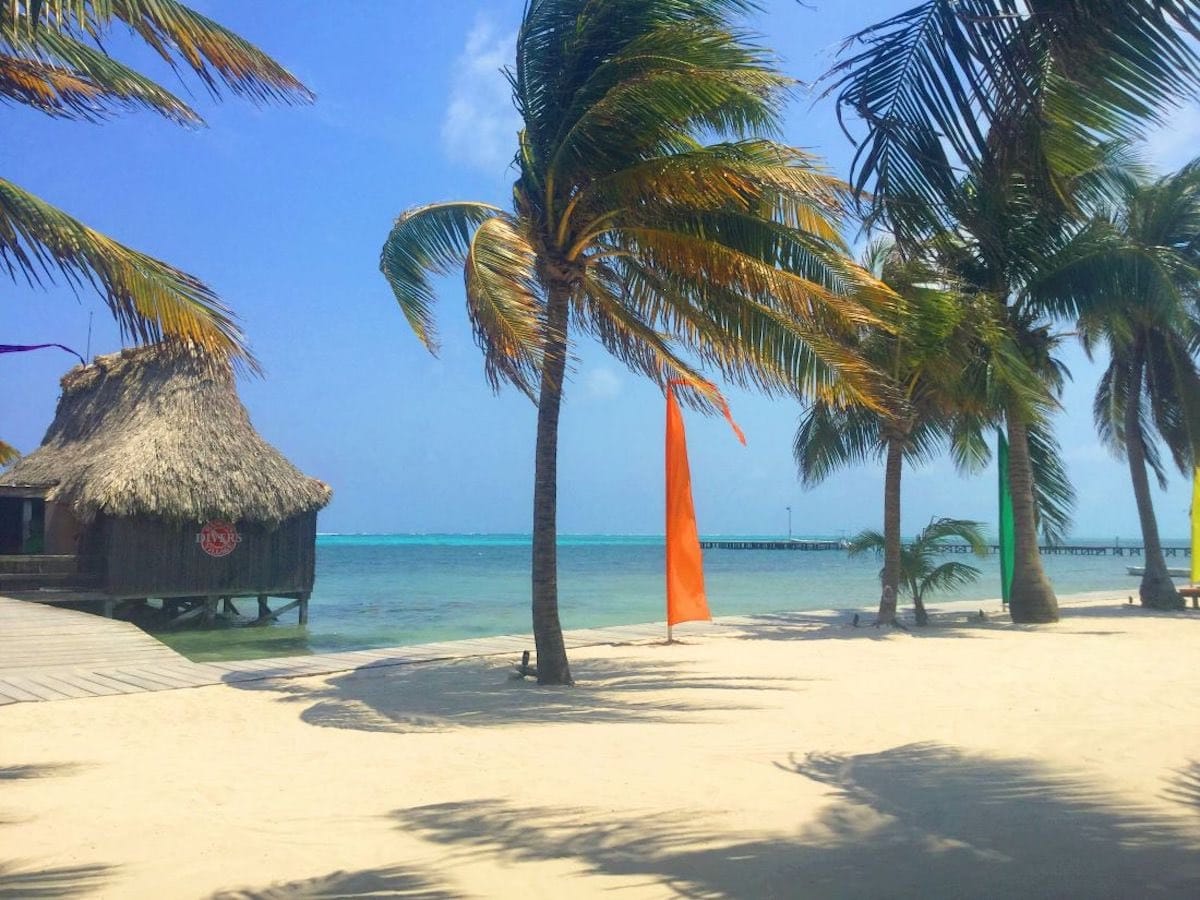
[5,1,1200,539]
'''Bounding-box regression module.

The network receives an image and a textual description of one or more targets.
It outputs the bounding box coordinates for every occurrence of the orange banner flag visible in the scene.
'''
[665,383,711,627]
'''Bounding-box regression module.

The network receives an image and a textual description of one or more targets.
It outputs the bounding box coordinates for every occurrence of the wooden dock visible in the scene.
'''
[0,595,678,706]
[699,540,1190,557]
[700,539,845,550]
[936,544,1191,557]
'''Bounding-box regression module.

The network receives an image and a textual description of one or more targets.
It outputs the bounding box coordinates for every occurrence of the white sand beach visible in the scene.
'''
[3,591,1199,898]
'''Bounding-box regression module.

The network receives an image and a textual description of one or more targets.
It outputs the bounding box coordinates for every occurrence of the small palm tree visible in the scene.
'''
[1083,158,1200,610]
[1,1,310,368]
[381,0,890,684]
[849,517,989,624]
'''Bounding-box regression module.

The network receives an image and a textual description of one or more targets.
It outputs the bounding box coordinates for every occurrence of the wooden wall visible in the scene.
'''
[44,502,81,555]
[97,513,317,599]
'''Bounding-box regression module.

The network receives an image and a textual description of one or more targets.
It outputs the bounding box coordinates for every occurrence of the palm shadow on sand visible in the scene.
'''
[722,601,1196,643]
[208,865,462,899]
[1164,760,1200,812]
[0,761,114,898]
[0,863,115,899]
[227,656,808,733]
[389,742,1200,899]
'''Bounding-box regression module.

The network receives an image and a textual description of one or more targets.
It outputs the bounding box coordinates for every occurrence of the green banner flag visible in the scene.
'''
[998,429,1015,605]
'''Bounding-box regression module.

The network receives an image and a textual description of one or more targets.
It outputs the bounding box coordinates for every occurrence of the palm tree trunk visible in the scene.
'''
[912,591,929,625]
[530,284,573,685]
[1006,413,1059,623]
[1124,342,1184,610]
[876,436,903,625]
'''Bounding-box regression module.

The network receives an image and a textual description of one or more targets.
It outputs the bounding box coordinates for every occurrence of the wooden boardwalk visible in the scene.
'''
[0,595,677,706]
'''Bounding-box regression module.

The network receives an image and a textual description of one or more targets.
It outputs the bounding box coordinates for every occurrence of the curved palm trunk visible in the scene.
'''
[1006,414,1059,623]
[1125,343,1184,610]
[912,584,929,625]
[912,591,929,626]
[531,286,573,685]
[876,436,903,626]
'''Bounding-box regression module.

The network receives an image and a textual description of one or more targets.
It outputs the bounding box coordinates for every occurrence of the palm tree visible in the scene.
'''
[381,0,891,684]
[1,1,311,369]
[849,517,989,623]
[824,1,1200,623]
[1083,159,1200,610]
[795,240,1014,625]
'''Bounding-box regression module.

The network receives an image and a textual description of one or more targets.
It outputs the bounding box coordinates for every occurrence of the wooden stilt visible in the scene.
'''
[257,594,270,618]
[168,600,206,627]
[221,596,240,616]
[298,592,309,625]
[202,596,217,626]
[249,599,301,626]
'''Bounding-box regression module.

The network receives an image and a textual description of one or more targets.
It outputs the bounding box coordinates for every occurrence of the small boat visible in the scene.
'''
[1126,566,1190,578]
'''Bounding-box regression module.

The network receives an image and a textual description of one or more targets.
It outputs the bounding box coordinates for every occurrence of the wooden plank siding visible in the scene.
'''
[98,512,316,599]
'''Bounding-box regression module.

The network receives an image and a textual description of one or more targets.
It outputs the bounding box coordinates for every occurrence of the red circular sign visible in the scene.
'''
[198,520,241,557]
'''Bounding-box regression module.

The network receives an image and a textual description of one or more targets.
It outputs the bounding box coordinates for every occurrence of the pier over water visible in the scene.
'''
[700,540,1190,557]
[700,539,846,551]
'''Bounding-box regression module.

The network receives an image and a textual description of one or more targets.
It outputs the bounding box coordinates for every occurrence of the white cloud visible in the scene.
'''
[1143,104,1200,172]
[441,16,521,173]
[583,367,622,401]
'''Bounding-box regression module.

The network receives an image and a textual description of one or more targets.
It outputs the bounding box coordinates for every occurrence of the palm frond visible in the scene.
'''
[516,0,765,166]
[948,413,992,474]
[1092,355,1127,458]
[617,256,886,409]
[1025,222,1192,323]
[4,0,313,104]
[908,517,986,600]
[1143,327,1200,477]
[0,28,198,121]
[578,265,719,409]
[825,1,1200,240]
[464,216,546,397]
[609,220,881,329]
[846,527,885,557]
[919,559,983,596]
[561,140,849,250]
[0,176,249,365]
[794,402,882,486]
[548,27,788,150]
[380,202,502,351]
[914,516,987,555]
[1025,413,1075,544]
[0,439,18,466]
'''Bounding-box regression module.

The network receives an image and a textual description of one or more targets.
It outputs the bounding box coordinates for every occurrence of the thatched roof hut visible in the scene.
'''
[0,346,331,524]
[1,346,331,611]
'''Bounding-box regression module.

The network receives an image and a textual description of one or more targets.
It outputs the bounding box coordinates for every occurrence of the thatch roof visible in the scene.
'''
[0,346,332,524]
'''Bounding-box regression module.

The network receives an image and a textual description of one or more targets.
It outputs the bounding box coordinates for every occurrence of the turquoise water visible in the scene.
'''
[157,533,1168,662]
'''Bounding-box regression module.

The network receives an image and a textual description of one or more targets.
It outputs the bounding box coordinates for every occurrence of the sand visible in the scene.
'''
[2,591,1199,898]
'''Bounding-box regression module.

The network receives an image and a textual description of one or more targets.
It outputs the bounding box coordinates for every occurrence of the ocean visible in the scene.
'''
[155,534,1169,662]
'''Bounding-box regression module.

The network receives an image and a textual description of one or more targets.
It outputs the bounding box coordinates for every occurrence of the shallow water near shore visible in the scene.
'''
[155,533,1172,662]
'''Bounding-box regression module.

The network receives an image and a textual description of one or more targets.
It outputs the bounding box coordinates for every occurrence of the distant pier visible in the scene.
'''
[700,539,846,551]
[700,540,1189,556]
